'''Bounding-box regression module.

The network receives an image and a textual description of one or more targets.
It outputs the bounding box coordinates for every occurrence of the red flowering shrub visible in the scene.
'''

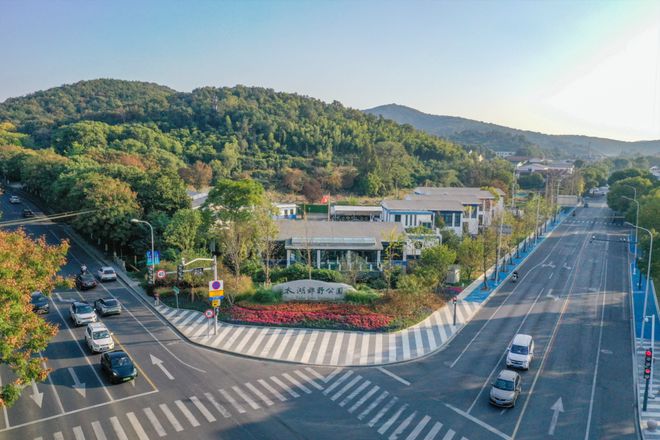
[228,302,393,331]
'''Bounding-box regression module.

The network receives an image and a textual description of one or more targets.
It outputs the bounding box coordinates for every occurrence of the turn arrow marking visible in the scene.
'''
[548,397,564,436]
[150,354,174,380]
[29,380,43,408]
[546,289,559,302]
[67,367,86,397]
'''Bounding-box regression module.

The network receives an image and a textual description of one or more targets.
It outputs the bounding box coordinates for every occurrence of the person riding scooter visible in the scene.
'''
[512,270,519,282]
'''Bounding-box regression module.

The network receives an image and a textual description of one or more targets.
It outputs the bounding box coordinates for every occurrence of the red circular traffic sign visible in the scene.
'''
[204,309,215,318]
[156,270,166,279]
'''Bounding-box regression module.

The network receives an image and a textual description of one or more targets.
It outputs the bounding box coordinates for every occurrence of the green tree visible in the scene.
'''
[164,209,203,254]
[414,244,457,292]
[607,176,653,213]
[457,236,482,281]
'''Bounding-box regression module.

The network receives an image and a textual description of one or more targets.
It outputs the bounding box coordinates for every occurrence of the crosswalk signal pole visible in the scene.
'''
[452,297,457,326]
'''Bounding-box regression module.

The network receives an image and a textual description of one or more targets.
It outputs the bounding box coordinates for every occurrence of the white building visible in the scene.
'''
[330,205,382,221]
[274,203,298,219]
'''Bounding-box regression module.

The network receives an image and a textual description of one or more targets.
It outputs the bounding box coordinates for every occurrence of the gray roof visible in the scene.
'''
[413,187,504,198]
[331,205,382,214]
[276,220,404,250]
[404,194,481,206]
[382,199,464,212]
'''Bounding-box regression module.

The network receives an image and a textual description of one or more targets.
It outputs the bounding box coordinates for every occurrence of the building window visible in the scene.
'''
[394,214,401,222]
[454,214,461,227]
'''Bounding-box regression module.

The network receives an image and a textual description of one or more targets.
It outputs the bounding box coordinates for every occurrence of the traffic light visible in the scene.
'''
[645,349,653,380]
[177,264,184,282]
[147,265,154,285]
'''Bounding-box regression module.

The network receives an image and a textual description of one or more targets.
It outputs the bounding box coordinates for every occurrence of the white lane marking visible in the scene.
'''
[175,399,200,427]
[126,412,149,440]
[377,367,411,386]
[441,429,456,440]
[91,420,107,440]
[273,329,294,359]
[358,390,389,420]
[190,395,216,422]
[245,328,269,356]
[300,331,319,363]
[359,336,371,365]
[331,375,363,401]
[378,404,408,435]
[304,367,325,382]
[323,371,354,395]
[323,367,344,383]
[179,311,199,327]
[192,319,212,338]
[150,354,174,380]
[444,403,511,440]
[422,422,443,440]
[368,396,399,427]
[349,385,380,414]
[159,403,183,432]
[143,407,167,437]
[389,410,416,440]
[340,379,371,407]
[258,379,287,402]
[184,315,207,336]
[233,385,261,410]
[270,376,300,398]
[210,325,234,347]
[294,370,324,390]
[330,333,345,365]
[54,432,64,440]
[413,327,424,357]
[245,382,274,406]
[220,326,245,350]
[170,310,192,324]
[204,392,231,418]
[286,330,307,361]
[345,332,357,365]
[402,332,412,360]
[283,372,312,394]
[233,327,257,352]
[73,426,85,440]
[549,273,554,279]
[67,367,86,398]
[218,388,246,413]
[110,416,129,440]
[405,415,431,440]
[389,334,398,362]
[260,329,283,357]
[315,332,333,364]
[0,374,9,427]
[375,334,384,364]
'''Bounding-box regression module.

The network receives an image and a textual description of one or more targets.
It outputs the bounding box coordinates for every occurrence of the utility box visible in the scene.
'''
[446,265,461,284]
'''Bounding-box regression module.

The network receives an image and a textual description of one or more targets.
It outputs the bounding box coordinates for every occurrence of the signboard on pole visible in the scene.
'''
[146,250,160,266]
[156,270,167,279]
[204,309,215,319]
[172,286,180,295]
[209,280,224,298]
[211,299,221,307]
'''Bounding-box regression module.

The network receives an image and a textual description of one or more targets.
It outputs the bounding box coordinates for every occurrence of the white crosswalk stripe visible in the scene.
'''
[283,372,312,394]
[389,410,416,439]
[405,415,431,440]
[175,399,200,427]
[349,385,380,413]
[91,421,107,440]
[331,375,362,401]
[219,388,247,413]
[323,371,353,395]
[190,395,217,422]
[245,382,274,406]
[143,407,167,437]
[258,378,287,402]
[159,403,184,432]
[205,391,232,418]
[233,385,261,409]
[54,432,64,440]
[368,396,399,427]
[358,390,390,420]
[126,411,149,440]
[294,370,324,391]
[423,421,443,439]
[340,379,371,407]
[73,426,85,440]
[110,416,129,440]
[378,404,408,435]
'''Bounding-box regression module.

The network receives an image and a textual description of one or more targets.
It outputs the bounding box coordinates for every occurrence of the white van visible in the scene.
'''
[506,334,534,370]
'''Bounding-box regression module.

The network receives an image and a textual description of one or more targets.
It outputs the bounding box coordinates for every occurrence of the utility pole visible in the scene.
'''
[495,213,504,283]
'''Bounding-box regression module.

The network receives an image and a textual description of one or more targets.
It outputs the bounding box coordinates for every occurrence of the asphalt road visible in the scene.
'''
[0,192,638,440]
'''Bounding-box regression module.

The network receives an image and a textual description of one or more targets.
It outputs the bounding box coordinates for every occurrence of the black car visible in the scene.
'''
[75,272,98,290]
[30,291,50,314]
[22,208,35,218]
[94,298,122,316]
[100,350,138,384]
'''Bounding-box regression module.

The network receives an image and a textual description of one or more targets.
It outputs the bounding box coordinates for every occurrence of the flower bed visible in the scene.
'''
[226,302,394,331]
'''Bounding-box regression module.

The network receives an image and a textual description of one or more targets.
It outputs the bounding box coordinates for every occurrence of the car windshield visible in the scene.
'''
[102,299,118,307]
[81,274,95,281]
[111,356,131,367]
[494,378,515,391]
[103,269,115,274]
[93,330,110,339]
[511,344,528,355]
[77,304,93,314]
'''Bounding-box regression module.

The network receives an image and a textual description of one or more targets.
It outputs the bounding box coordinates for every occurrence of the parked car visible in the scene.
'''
[22,208,35,218]
[490,369,521,408]
[30,291,50,314]
[9,195,20,204]
[94,298,122,316]
[75,272,98,290]
[85,322,115,353]
[506,334,534,370]
[69,301,97,326]
[96,266,117,282]
[100,350,138,384]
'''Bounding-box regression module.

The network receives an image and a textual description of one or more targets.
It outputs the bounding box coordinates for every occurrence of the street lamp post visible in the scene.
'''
[131,218,155,286]
[626,222,654,347]
[623,186,640,281]
[495,212,504,283]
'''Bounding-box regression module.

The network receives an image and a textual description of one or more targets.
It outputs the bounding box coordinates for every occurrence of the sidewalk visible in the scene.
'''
[59,201,572,367]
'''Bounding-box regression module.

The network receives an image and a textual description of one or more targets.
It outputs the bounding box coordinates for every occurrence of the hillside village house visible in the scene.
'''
[381,199,465,235]
[330,205,382,222]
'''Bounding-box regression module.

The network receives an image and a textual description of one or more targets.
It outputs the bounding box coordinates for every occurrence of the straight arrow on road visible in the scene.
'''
[548,397,564,436]
[546,289,559,301]
[150,354,174,380]
[29,380,43,407]
[67,367,86,397]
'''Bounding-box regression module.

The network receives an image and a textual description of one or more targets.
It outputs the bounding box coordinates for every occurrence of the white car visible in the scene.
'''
[506,334,534,370]
[69,302,97,327]
[9,195,20,204]
[85,322,115,353]
[97,267,117,282]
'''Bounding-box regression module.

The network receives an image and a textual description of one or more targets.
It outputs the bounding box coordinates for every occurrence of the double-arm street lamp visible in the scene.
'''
[625,222,654,347]
[623,194,641,288]
[131,218,155,286]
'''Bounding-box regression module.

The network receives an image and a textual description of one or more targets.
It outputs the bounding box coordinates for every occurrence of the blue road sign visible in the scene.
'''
[209,295,224,300]
[146,250,160,266]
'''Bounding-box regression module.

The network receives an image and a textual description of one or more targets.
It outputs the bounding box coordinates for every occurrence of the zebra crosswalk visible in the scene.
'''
[156,300,481,366]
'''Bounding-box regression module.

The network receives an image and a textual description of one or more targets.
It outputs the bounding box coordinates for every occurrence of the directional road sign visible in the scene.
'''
[146,250,160,266]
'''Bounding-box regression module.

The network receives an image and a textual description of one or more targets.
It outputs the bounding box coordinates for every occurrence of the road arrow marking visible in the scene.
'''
[150,354,174,380]
[29,380,43,407]
[54,292,75,303]
[542,262,556,269]
[562,263,572,270]
[548,397,564,436]
[67,367,86,397]
[546,289,559,301]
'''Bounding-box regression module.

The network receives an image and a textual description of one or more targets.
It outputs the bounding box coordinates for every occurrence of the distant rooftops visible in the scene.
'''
[412,187,504,198]
[382,198,464,212]
[276,220,404,251]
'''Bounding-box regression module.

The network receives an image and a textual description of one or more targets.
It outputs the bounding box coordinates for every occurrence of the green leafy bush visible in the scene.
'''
[252,287,282,304]
[346,287,381,305]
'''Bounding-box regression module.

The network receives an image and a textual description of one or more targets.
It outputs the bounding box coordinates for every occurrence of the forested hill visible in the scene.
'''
[365,103,660,158]
[0,79,513,198]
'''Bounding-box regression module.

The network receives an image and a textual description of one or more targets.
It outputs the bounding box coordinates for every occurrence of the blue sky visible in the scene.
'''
[1,0,659,141]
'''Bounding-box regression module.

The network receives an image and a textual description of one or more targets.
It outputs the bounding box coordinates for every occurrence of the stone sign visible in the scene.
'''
[273,279,355,301]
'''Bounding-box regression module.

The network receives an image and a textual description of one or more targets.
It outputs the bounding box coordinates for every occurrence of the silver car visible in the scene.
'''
[69,302,98,327]
[94,298,122,316]
[97,266,117,282]
[489,369,521,408]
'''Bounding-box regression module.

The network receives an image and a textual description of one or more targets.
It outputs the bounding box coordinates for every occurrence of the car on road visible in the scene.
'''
[96,266,117,282]
[94,298,122,316]
[506,334,534,370]
[490,369,521,408]
[85,322,115,353]
[69,301,97,326]
[75,272,98,290]
[9,195,20,204]
[100,350,138,384]
[30,291,50,314]
[22,208,35,218]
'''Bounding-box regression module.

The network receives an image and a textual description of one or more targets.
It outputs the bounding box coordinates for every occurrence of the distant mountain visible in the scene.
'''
[364,104,660,158]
